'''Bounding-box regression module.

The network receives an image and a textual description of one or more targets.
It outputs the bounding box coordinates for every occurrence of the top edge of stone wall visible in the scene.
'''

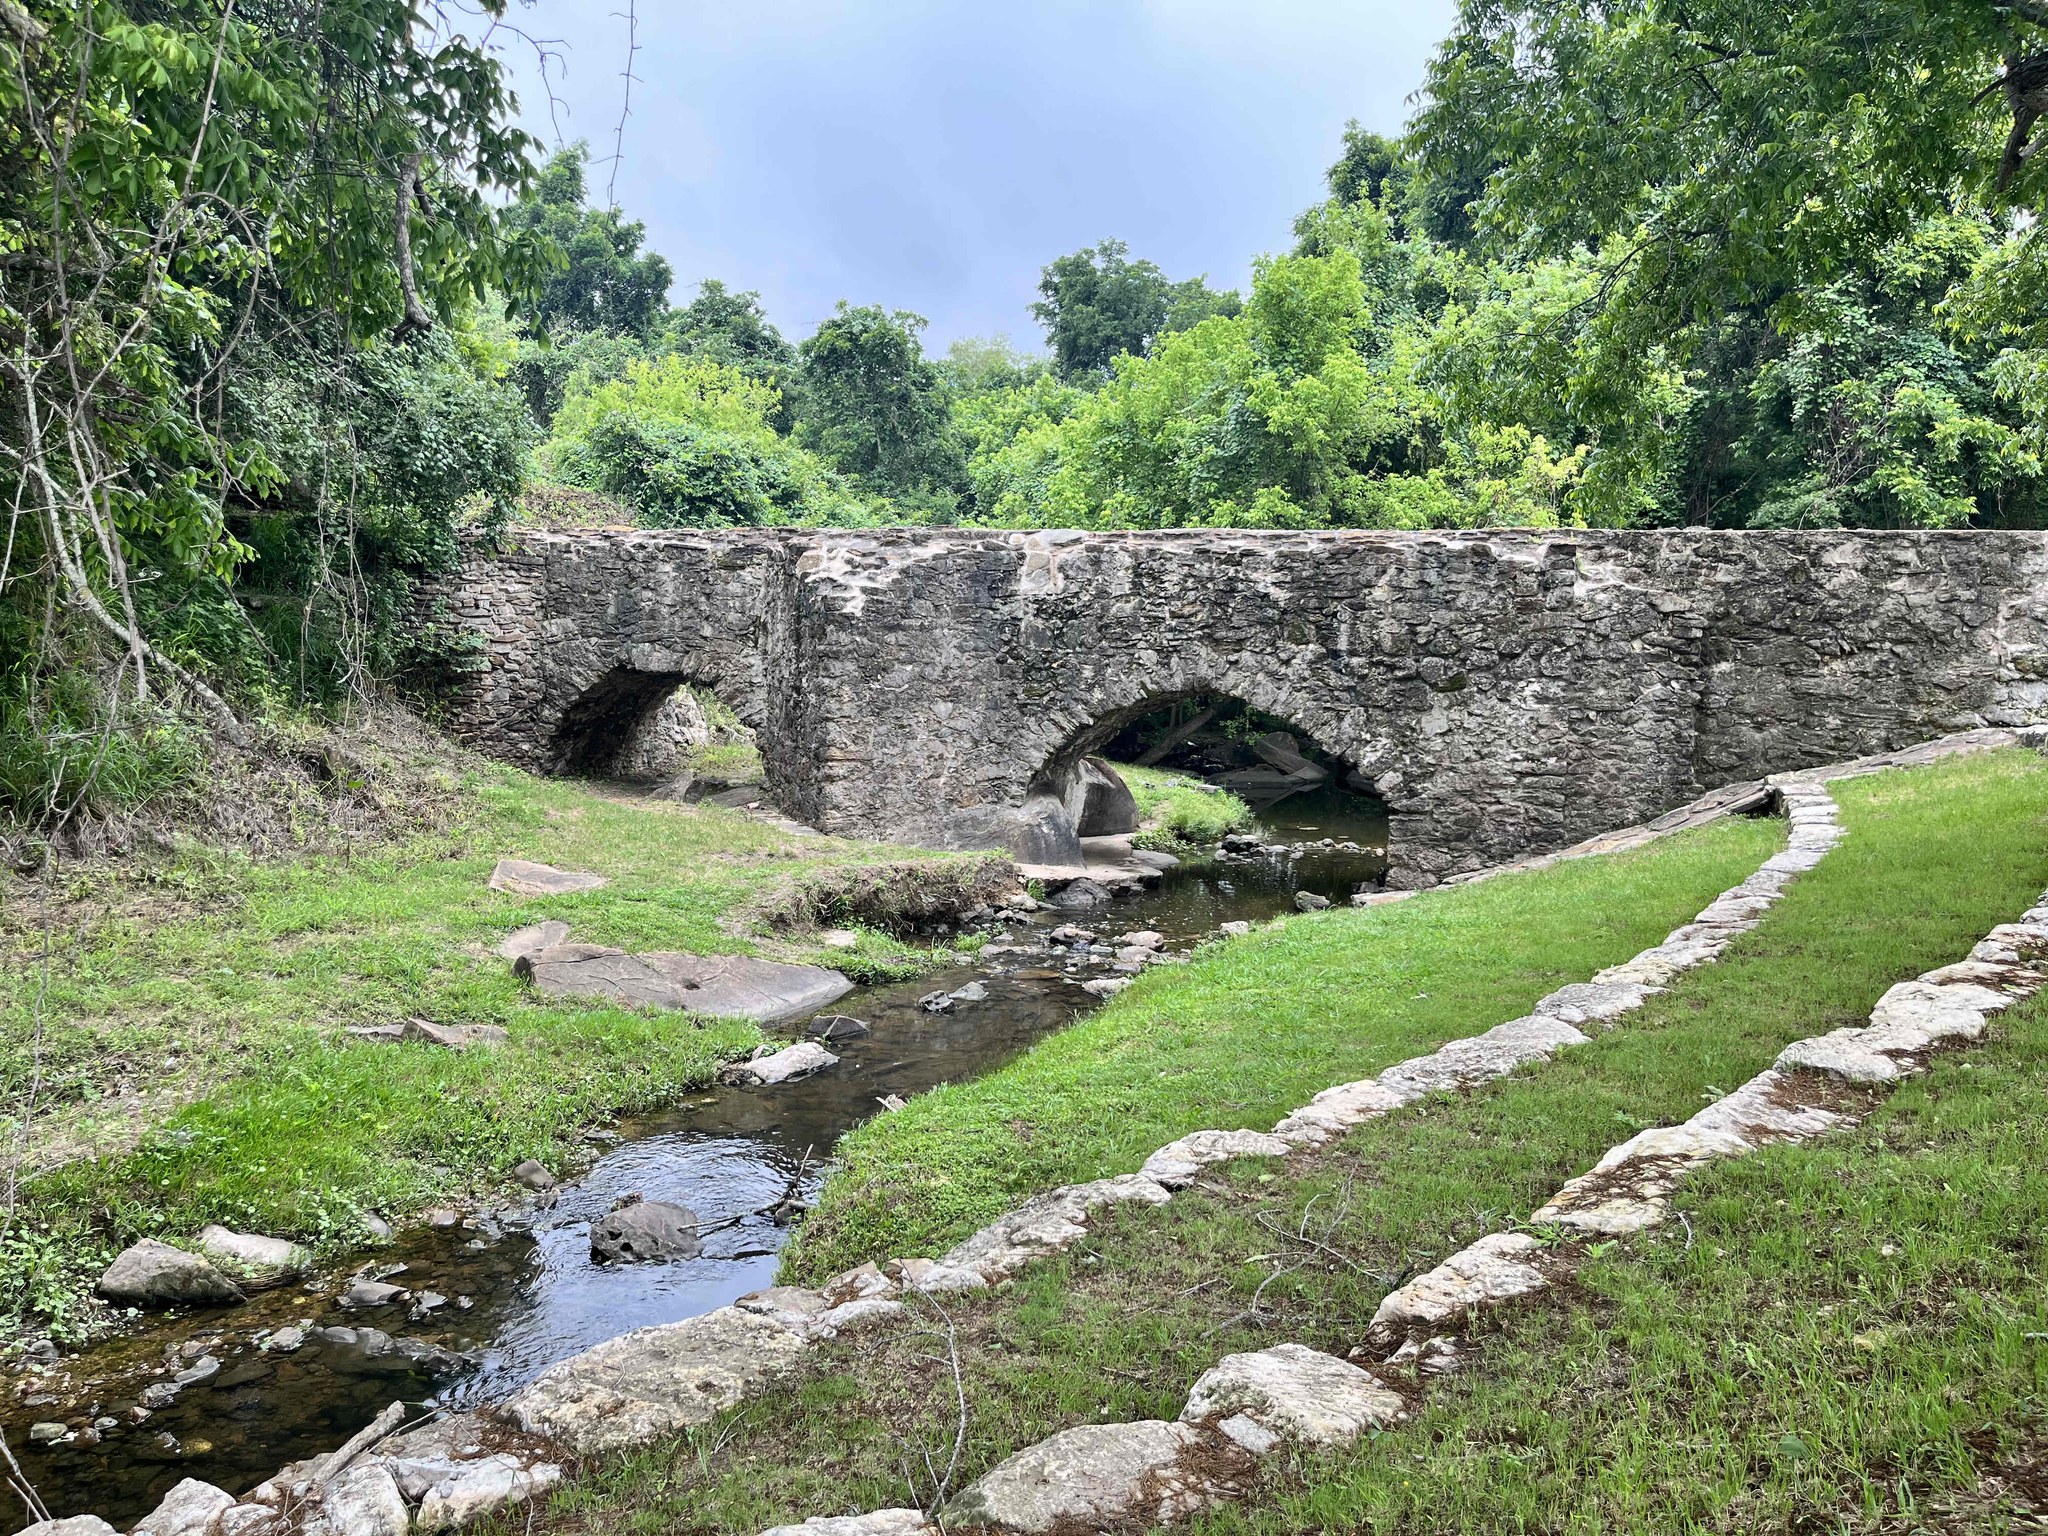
[474,526,2048,553]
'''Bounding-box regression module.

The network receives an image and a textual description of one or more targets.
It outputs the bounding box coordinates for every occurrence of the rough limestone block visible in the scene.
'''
[1141,1128,1294,1188]
[1180,1343,1406,1445]
[1271,1078,1409,1144]
[1694,893,1774,925]
[130,1479,236,1536]
[1528,981,1649,1031]
[1589,1122,1756,1175]
[815,1297,904,1333]
[758,1513,933,1536]
[1778,1029,1909,1084]
[1919,959,2048,998]
[942,1420,1222,1533]
[734,1285,833,1335]
[1376,1016,1586,1098]
[1369,1232,1547,1338]
[301,1461,410,1536]
[723,1041,839,1086]
[503,1306,810,1455]
[885,1257,988,1294]
[1687,1071,1844,1142]
[940,1175,1172,1279]
[413,1455,563,1534]
[1972,924,2048,965]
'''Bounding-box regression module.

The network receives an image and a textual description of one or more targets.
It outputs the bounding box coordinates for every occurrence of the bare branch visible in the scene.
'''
[393,151,435,338]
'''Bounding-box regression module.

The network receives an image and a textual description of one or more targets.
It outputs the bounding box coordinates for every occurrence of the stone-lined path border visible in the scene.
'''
[47,729,2040,1536]
[751,738,2048,1536]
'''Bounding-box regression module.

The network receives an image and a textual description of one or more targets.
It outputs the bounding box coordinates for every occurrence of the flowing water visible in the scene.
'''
[10,796,1387,1525]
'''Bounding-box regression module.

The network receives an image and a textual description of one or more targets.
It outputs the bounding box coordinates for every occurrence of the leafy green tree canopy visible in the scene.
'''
[1031,239,1242,379]
[797,303,959,498]
[502,144,673,340]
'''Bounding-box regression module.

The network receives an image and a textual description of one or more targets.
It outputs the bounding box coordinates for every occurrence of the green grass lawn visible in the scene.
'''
[1121,764,1254,851]
[786,806,1780,1281]
[532,748,2048,1536]
[0,768,972,1339]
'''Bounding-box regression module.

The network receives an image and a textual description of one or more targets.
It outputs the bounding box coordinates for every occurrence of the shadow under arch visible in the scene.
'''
[547,663,762,785]
[1015,682,1389,867]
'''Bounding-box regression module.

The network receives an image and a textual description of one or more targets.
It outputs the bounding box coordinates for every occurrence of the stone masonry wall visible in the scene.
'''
[427,528,2048,886]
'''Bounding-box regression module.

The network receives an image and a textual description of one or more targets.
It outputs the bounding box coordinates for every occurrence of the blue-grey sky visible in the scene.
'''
[490,1,1456,352]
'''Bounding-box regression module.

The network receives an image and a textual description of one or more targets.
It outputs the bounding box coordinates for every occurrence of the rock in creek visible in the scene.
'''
[195,1225,311,1290]
[513,1159,556,1190]
[1046,877,1111,910]
[488,859,609,897]
[301,1460,410,1536]
[15,1520,120,1536]
[340,1279,409,1309]
[131,1478,236,1536]
[591,1195,703,1264]
[1293,890,1331,912]
[722,1040,838,1086]
[97,1239,243,1308]
[808,1013,871,1040]
[1065,756,1140,837]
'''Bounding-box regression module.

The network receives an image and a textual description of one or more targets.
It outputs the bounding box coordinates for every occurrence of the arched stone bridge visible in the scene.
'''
[429,528,2048,886]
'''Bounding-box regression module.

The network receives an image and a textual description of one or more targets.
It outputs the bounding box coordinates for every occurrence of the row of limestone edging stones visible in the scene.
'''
[745,734,2048,1536]
[499,737,2025,1465]
[51,730,2028,1536]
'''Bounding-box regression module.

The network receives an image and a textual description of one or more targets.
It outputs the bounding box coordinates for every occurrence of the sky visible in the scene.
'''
[488,1,1457,352]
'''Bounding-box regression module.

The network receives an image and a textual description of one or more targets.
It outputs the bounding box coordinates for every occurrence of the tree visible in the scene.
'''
[797,304,959,497]
[1,0,546,817]
[547,355,865,527]
[1031,240,1240,379]
[501,145,673,340]
[663,279,799,428]
[1409,0,2048,390]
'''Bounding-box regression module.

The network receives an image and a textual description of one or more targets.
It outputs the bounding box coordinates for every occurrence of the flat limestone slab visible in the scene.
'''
[489,859,609,897]
[943,1420,1221,1533]
[503,1306,809,1455]
[1181,1343,1406,1445]
[516,946,851,1022]
[641,952,854,1024]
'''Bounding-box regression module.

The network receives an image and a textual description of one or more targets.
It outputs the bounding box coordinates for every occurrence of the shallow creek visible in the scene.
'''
[12,800,1387,1525]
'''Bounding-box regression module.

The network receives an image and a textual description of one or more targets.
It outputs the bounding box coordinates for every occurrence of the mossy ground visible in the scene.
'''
[526,749,2048,1536]
[1122,764,1254,852]
[0,765,976,1341]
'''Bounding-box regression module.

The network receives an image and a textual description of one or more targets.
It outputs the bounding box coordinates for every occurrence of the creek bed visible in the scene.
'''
[10,803,1386,1525]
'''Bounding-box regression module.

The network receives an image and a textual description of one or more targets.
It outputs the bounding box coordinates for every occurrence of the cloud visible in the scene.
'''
[492,0,1455,347]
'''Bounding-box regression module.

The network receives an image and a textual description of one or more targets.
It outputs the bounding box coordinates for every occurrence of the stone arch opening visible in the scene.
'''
[1016,688,1389,869]
[548,666,761,798]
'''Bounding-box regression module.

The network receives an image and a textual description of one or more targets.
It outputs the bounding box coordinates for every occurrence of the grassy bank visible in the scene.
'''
[532,748,2048,1535]
[0,768,973,1339]
[1120,763,1255,851]
[786,806,1779,1280]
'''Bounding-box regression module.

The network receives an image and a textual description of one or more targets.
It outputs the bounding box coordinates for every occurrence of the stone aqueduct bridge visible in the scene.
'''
[433,528,2048,886]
